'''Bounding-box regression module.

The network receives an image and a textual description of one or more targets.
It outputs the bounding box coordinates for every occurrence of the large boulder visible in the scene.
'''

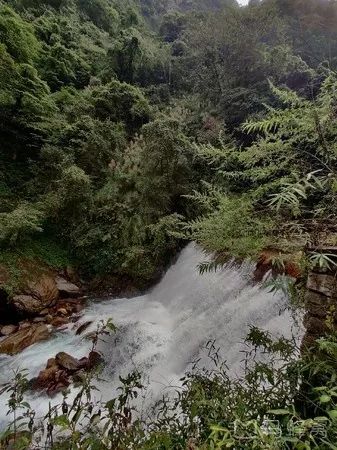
[12,295,46,315]
[32,350,103,396]
[11,274,58,315]
[56,277,81,298]
[0,324,51,355]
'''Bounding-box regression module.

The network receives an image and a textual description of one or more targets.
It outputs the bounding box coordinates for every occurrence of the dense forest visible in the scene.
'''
[2,0,337,448]
[1,0,337,287]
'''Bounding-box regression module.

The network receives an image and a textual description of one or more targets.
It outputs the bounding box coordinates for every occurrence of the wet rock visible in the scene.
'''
[19,321,31,330]
[33,317,46,323]
[46,357,57,368]
[0,324,50,355]
[35,363,59,386]
[307,273,337,298]
[32,350,102,396]
[11,275,58,315]
[33,365,71,396]
[58,297,87,315]
[88,351,103,369]
[50,317,69,328]
[303,313,328,335]
[305,291,329,319]
[56,277,80,298]
[76,321,93,336]
[55,352,84,371]
[57,308,68,316]
[72,301,86,313]
[0,324,18,336]
[73,369,86,384]
[48,380,70,396]
[12,295,42,315]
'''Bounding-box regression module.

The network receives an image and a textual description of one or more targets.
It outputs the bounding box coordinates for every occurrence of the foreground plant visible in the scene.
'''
[2,326,337,449]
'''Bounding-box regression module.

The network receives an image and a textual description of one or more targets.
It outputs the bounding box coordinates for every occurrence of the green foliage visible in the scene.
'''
[91,80,151,129]
[5,328,337,449]
[68,118,194,280]
[184,76,337,259]
[0,4,40,63]
[309,252,337,272]
[3,0,337,448]
[184,193,273,259]
[2,0,337,284]
[77,0,120,33]
[0,203,44,246]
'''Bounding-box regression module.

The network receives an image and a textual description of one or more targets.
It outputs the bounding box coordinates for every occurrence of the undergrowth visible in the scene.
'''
[1,322,337,449]
[0,234,72,295]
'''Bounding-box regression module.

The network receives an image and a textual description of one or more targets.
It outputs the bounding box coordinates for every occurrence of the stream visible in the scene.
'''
[0,243,302,428]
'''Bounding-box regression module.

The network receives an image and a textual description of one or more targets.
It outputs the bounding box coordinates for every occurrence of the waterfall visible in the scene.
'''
[0,243,301,428]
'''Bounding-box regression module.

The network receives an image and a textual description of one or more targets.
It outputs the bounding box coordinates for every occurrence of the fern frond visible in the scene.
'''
[242,114,282,135]
[268,80,303,107]
[198,259,225,274]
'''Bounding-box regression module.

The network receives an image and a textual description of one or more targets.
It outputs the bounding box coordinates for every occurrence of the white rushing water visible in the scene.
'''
[0,243,301,428]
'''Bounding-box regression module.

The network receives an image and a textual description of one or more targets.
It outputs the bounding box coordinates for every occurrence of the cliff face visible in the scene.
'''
[303,248,337,350]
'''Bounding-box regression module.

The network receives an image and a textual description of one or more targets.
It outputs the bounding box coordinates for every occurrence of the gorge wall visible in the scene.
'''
[303,247,337,350]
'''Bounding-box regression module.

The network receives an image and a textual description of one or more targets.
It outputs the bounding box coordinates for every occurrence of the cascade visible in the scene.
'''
[0,243,301,427]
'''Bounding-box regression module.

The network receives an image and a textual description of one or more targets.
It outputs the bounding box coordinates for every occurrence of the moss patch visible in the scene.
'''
[0,235,73,295]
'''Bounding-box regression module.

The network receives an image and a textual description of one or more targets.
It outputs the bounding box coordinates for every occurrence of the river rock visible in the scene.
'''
[50,316,69,328]
[0,324,18,336]
[88,350,103,369]
[75,321,93,336]
[57,308,68,316]
[32,350,103,396]
[56,277,80,298]
[11,274,58,315]
[28,274,58,303]
[55,352,85,371]
[46,357,57,368]
[11,295,43,315]
[33,317,46,323]
[34,366,70,396]
[73,369,86,384]
[35,362,59,385]
[19,320,31,330]
[0,324,50,355]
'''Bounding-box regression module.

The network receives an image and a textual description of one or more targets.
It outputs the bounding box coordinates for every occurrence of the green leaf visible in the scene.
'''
[267,409,292,415]
[319,395,331,404]
[328,410,337,420]
[53,414,70,428]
